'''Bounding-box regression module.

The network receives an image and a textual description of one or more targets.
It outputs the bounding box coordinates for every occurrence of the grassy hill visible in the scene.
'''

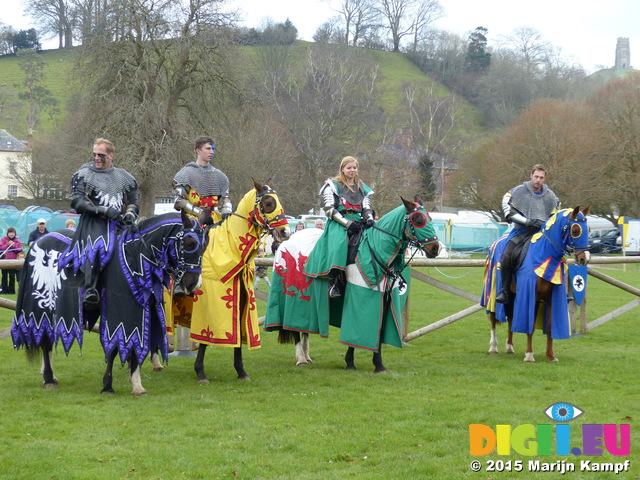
[0,48,78,135]
[0,43,480,139]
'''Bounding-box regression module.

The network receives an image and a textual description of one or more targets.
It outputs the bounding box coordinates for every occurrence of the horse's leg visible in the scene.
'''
[344,346,356,370]
[40,338,58,389]
[372,346,387,373]
[129,355,147,396]
[545,308,558,363]
[102,349,118,394]
[524,334,535,362]
[150,351,164,372]
[505,317,515,354]
[301,332,312,364]
[292,331,307,366]
[194,343,209,384]
[488,312,499,354]
[234,347,250,381]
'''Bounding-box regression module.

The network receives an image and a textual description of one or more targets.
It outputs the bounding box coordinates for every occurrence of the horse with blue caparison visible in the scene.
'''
[482,206,590,362]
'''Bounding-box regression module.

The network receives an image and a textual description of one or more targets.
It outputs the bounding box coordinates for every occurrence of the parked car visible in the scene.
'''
[588,228,621,253]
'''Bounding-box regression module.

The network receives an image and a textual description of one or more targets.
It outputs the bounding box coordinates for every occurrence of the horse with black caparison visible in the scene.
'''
[264,196,440,372]
[11,211,205,395]
[165,180,290,383]
[483,206,590,362]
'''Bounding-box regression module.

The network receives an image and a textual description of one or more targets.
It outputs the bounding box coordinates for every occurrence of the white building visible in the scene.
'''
[0,129,31,200]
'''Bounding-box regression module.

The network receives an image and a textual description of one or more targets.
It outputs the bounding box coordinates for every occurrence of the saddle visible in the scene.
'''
[509,231,534,272]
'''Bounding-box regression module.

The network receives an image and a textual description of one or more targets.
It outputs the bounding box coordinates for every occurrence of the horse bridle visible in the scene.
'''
[367,205,438,291]
[540,215,588,256]
[135,218,205,285]
[232,186,287,236]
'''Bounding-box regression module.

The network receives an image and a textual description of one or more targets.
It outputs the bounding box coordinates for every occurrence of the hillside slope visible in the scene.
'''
[0,43,481,138]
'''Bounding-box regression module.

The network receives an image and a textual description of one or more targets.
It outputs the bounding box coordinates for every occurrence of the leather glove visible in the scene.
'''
[527,218,545,230]
[97,206,122,221]
[347,221,361,236]
[221,212,231,220]
[364,218,375,229]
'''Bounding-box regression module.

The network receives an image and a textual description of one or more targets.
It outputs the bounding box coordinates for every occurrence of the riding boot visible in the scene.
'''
[83,261,100,307]
[495,264,512,304]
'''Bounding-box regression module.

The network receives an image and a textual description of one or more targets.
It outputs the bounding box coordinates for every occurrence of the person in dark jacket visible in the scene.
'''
[27,218,49,247]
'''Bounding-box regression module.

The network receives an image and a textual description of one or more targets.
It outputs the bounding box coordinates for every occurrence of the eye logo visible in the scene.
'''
[544,402,584,422]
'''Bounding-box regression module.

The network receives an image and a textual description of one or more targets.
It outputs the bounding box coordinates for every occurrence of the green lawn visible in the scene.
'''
[0,263,637,479]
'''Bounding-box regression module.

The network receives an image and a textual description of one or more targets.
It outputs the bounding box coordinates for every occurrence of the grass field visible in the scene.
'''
[0,263,638,479]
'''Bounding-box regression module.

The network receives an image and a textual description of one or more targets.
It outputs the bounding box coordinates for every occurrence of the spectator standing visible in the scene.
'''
[0,227,23,294]
[28,219,49,247]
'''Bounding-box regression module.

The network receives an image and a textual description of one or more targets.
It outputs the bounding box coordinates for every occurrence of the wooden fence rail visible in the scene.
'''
[1,256,639,343]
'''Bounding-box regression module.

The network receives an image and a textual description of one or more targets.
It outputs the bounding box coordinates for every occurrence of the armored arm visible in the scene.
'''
[321,182,351,229]
[219,194,233,219]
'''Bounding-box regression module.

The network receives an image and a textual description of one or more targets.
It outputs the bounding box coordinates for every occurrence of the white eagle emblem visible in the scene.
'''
[29,243,67,310]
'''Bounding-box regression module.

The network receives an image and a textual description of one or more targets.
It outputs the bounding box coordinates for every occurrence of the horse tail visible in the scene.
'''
[277,330,298,344]
[25,343,43,365]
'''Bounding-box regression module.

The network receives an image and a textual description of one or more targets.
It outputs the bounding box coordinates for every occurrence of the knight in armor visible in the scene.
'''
[59,138,139,307]
[173,136,232,226]
[495,164,559,304]
[304,156,375,298]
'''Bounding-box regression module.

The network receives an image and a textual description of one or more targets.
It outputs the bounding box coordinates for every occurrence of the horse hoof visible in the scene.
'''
[132,389,147,396]
[345,366,356,371]
[374,368,388,374]
[43,382,58,389]
[488,349,498,355]
[548,357,559,363]
[238,376,251,382]
[524,355,535,363]
[152,366,164,372]
[197,378,210,384]
[101,389,116,395]
[505,345,515,354]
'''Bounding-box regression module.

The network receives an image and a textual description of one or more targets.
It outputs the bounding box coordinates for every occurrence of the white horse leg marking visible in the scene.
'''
[301,333,312,363]
[150,352,164,372]
[489,327,498,354]
[524,352,535,362]
[295,340,308,366]
[130,366,147,396]
[505,340,515,354]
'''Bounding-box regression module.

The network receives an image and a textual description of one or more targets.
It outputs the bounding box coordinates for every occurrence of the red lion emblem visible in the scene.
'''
[275,250,313,301]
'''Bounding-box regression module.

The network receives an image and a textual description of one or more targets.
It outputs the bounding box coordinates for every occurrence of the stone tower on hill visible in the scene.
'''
[615,37,631,68]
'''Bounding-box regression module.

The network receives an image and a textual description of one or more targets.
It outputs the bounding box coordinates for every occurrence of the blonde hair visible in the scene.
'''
[65,219,76,228]
[332,156,360,192]
[94,138,114,155]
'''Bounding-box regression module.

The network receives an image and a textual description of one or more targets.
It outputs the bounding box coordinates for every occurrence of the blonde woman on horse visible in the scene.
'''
[304,156,375,298]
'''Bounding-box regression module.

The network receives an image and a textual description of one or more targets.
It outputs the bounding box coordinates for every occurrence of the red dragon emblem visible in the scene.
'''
[275,250,313,301]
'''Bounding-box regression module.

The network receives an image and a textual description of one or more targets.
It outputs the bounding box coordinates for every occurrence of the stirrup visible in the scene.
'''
[328,283,342,298]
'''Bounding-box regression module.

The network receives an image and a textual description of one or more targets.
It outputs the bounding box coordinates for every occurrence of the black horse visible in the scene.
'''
[11,211,205,395]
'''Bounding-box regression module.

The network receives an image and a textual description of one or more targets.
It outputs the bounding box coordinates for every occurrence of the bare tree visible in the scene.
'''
[15,50,59,135]
[59,0,242,214]
[408,0,443,52]
[262,46,382,207]
[376,0,416,52]
[330,0,379,46]
[24,0,74,48]
[505,26,552,75]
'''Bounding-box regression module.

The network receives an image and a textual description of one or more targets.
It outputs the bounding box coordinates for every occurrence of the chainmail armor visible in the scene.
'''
[508,182,558,222]
[71,162,138,211]
[174,162,230,198]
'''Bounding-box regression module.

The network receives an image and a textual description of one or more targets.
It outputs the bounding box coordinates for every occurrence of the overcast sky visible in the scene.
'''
[2,0,638,73]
